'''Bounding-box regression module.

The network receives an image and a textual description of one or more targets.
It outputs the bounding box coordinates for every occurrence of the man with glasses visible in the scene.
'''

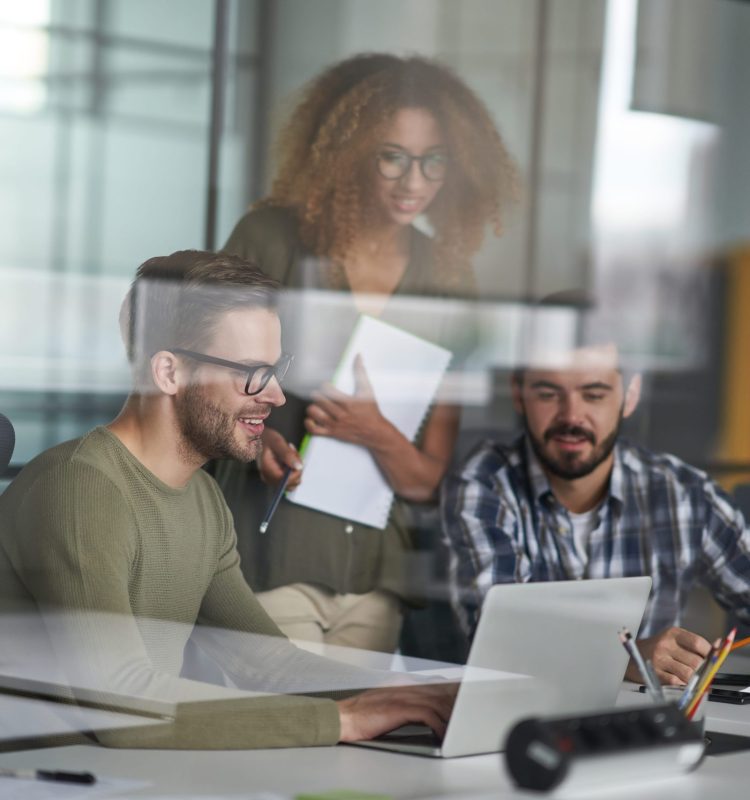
[0,250,453,749]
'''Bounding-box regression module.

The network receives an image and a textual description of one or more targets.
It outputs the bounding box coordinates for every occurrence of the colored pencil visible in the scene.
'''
[685,627,737,720]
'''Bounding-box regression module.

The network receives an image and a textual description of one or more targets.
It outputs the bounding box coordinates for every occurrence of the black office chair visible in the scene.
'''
[0,413,14,478]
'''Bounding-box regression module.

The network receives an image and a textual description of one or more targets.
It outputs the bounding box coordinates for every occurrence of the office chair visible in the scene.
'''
[0,413,14,477]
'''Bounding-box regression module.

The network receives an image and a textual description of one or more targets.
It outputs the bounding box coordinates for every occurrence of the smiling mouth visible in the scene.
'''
[392,196,422,212]
[237,416,267,436]
[545,426,595,447]
[552,437,591,453]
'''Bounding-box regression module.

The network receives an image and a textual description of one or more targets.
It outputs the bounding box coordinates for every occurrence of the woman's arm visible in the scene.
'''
[304,355,459,502]
[369,401,459,502]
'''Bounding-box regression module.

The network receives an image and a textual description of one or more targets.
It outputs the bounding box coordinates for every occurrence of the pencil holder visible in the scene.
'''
[504,703,705,794]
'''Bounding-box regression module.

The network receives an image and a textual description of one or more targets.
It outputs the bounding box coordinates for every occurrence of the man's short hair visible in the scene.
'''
[514,289,637,386]
[121,250,279,384]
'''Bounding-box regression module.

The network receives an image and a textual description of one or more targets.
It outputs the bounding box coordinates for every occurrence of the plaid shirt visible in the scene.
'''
[441,435,750,636]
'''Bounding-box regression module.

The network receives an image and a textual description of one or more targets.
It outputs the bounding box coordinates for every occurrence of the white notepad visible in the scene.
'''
[287,315,452,528]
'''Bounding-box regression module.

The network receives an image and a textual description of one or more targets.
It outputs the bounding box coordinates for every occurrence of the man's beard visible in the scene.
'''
[175,383,264,464]
[524,410,622,481]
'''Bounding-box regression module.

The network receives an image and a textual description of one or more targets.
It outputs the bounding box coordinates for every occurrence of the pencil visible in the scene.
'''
[685,627,737,720]
[678,639,719,711]
[259,466,293,534]
[730,635,750,653]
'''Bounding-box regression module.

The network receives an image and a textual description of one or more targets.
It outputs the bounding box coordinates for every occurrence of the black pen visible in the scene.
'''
[259,466,293,534]
[0,767,96,785]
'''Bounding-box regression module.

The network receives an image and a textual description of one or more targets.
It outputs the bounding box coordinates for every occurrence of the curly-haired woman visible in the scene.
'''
[213,53,516,653]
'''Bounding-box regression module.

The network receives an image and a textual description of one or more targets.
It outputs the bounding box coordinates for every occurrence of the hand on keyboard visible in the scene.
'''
[336,682,458,742]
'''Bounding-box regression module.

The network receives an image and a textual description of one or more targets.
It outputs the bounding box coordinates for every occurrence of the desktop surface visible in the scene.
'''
[1,652,748,798]
[3,673,750,798]
[1,740,750,800]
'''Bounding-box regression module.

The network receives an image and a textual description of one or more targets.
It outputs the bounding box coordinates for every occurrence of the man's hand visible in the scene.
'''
[627,627,711,686]
[336,683,458,742]
[305,355,388,448]
[257,428,303,489]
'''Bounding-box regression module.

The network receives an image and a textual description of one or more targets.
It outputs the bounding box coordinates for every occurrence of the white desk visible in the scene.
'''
[3,670,750,799]
[0,741,749,800]
[2,650,749,798]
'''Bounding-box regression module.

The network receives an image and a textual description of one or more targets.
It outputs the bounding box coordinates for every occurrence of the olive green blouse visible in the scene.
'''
[215,206,471,601]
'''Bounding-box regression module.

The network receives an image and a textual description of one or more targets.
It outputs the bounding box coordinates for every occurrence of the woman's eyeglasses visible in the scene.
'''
[376,149,448,182]
[171,349,293,396]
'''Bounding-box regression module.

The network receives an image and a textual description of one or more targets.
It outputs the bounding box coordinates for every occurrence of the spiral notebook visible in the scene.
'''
[287,314,452,528]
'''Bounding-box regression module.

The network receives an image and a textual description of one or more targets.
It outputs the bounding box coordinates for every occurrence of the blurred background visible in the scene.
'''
[1,0,748,504]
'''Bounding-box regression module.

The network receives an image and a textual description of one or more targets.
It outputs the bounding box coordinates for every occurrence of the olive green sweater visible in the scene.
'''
[0,427,383,749]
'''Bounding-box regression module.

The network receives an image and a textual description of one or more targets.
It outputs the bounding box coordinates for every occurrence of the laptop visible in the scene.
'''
[355,576,652,758]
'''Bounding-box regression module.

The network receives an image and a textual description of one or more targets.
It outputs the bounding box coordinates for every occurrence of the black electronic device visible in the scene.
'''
[504,704,705,793]
[637,682,750,704]
[711,673,750,686]
[707,687,750,705]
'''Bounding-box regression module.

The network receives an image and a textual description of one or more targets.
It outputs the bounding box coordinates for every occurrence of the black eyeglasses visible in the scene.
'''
[171,349,293,396]
[376,149,449,182]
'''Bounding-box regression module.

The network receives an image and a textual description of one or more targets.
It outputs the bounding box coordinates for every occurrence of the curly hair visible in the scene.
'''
[260,53,518,292]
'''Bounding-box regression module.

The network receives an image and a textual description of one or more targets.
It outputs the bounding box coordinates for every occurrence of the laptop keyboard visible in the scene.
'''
[377,724,442,748]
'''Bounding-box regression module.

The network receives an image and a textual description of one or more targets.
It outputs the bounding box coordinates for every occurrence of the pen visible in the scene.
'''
[0,767,96,785]
[619,628,662,703]
[259,466,293,534]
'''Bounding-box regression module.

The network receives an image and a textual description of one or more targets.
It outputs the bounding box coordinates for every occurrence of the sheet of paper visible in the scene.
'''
[287,315,451,528]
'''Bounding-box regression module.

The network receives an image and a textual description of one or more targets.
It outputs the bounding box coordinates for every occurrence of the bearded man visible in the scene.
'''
[441,335,750,687]
[0,250,453,749]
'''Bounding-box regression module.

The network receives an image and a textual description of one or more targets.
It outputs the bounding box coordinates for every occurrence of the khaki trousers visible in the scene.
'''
[256,582,403,653]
